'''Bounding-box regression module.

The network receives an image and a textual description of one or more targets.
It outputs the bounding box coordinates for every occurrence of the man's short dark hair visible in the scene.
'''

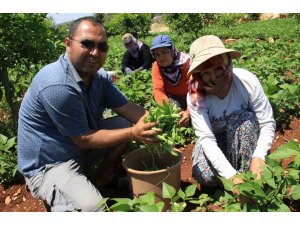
[68,16,107,38]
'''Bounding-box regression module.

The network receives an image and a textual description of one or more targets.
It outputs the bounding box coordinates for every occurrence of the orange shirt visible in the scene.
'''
[152,59,190,105]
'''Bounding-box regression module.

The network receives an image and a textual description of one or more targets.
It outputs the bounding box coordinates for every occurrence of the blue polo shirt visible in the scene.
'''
[18,54,128,178]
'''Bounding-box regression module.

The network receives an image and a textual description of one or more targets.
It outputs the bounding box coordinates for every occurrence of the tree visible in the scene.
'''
[104,13,152,38]
[162,14,217,39]
[0,13,64,134]
[94,13,105,23]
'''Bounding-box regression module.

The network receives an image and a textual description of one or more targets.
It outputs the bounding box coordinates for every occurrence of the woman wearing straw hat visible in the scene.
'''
[187,35,275,186]
[121,33,153,75]
[150,34,191,127]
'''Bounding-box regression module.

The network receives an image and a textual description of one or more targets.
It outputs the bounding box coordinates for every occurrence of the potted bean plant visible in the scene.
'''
[122,100,184,209]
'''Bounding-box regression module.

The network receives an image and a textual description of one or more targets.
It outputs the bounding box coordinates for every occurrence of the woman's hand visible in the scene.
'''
[230,175,244,185]
[250,157,265,180]
[178,109,190,127]
[229,174,244,195]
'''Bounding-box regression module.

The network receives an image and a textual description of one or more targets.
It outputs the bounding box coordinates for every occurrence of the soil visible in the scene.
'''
[1,117,299,212]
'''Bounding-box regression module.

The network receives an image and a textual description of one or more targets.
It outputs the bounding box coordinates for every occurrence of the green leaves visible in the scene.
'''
[0,13,65,136]
[238,182,267,198]
[267,201,291,212]
[261,165,276,188]
[0,13,64,68]
[0,134,18,184]
[145,100,183,157]
[268,141,300,162]
[219,177,234,192]
[290,185,300,200]
[115,70,153,108]
[163,14,217,39]
[95,197,109,211]
[105,192,165,212]
[162,182,201,212]
[269,148,298,160]
[0,135,16,152]
[162,182,177,199]
[96,139,300,212]
[214,141,300,212]
[104,13,152,37]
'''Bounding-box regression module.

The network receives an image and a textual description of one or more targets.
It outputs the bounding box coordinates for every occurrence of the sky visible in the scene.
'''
[47,13,93,25]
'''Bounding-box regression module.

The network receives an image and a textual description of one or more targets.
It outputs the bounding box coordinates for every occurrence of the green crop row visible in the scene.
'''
[1,16,299,185]
[98,141,300,212]
[107,18,300,125]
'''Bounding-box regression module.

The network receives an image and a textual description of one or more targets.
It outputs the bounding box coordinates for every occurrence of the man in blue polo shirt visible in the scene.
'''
[17,16,159,212]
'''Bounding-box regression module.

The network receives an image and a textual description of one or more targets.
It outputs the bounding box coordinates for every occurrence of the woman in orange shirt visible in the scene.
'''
[150,35,191,127]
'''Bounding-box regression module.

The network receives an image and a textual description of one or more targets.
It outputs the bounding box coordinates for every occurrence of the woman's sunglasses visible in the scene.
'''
[69,38,109,53]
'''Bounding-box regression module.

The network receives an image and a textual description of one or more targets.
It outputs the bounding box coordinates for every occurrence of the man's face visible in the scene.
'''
[65,20,108,78]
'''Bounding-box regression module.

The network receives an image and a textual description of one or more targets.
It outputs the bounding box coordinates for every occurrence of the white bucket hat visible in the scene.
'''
[188,35,242,75]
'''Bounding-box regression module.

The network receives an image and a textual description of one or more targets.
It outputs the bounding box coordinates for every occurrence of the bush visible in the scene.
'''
[162,13,217,39]
[0,134,18,184]
[0,13,65,135]
[104,13,152,38]
[246,13,261,21]
[215,13,245,28]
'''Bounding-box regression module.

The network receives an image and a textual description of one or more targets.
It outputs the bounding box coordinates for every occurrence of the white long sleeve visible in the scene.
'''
[188,68,276,179]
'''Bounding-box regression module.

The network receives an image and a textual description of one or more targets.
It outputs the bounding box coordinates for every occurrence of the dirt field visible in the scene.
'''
[1,118,299,212]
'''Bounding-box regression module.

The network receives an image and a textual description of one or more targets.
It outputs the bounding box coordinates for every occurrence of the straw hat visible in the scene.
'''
[188,35,242,75]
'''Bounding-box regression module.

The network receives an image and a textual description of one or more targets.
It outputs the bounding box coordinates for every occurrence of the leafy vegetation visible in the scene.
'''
[209,141,300,212]
[0,13,64,135]
[0,14,299,212]
[0,134,18,184]
[97,191,165,212]
[114,70,153,109]
[98,141,300,212]
[104,13,152,38]
[162,14,217,39]
[199,17,300,40]
[145,100,194,158]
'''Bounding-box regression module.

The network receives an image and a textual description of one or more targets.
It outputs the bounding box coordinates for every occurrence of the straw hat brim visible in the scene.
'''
[188,48,241,75]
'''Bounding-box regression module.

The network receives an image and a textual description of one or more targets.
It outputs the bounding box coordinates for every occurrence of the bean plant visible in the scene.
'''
[97,141,300,212]
[213,141,300,212]
[96,191,165,212]
[145,100,182,157]
[0,134,18,184]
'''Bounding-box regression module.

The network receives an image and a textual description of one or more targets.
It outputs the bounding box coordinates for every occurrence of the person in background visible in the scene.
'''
[17,17,159,212]
[187,35,276,187]
[121,33,153,75]
[150,34,191,127]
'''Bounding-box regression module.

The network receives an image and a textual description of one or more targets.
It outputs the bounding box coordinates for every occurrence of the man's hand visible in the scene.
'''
[131,112,160,145]
[178,109,190,127]
[250,157,265,180]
